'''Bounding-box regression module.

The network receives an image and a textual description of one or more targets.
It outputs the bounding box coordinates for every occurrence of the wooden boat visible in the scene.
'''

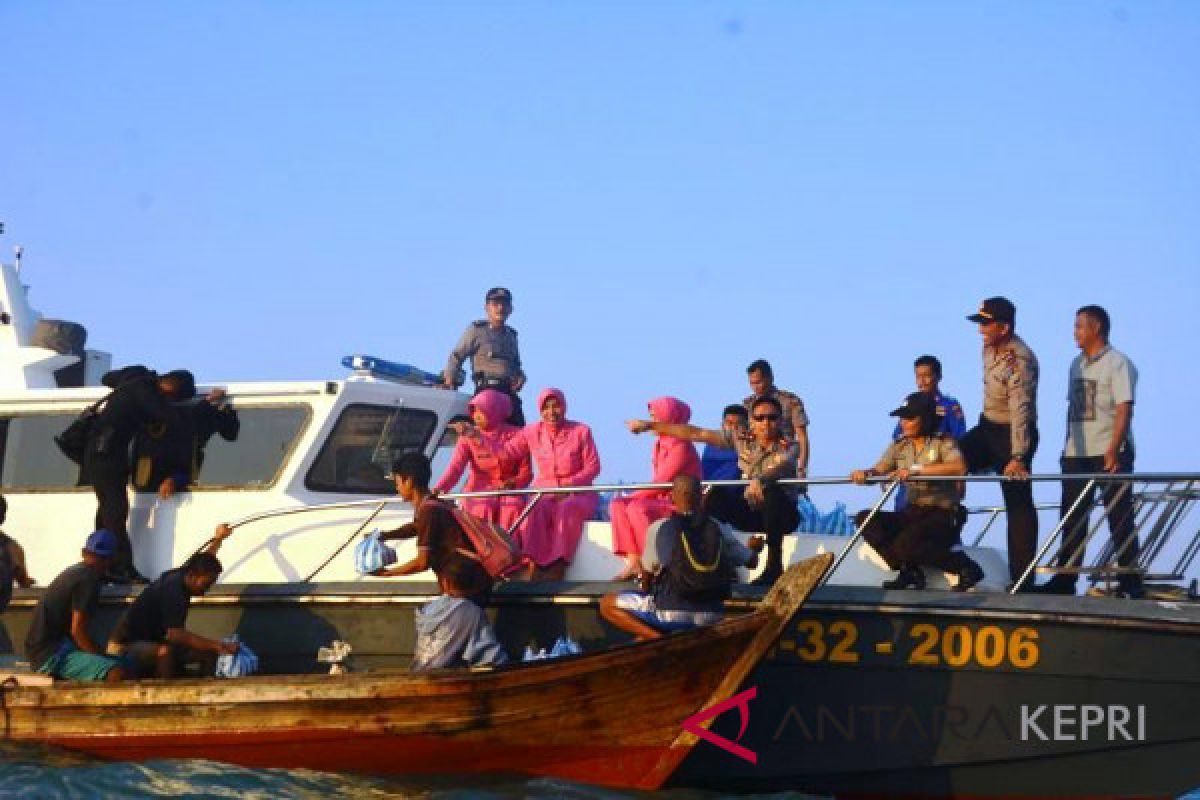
[0,554,832,790]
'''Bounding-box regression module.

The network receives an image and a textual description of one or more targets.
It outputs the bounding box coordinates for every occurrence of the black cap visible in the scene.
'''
[966,296,1016,326]
[889,391,937,419]
[162,369,197,399]
[485,287,512,304]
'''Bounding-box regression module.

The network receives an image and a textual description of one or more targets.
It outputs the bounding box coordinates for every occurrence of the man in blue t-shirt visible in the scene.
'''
[700,405,748,481]
[892,355,966,510]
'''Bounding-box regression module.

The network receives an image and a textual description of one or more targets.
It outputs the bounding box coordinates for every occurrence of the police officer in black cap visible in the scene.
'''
[959,296,1040,586]
[852,392,985,591]
[442,287,526,425]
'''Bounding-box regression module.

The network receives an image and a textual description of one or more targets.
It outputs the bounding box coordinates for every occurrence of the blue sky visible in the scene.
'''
[2,2,1198,521]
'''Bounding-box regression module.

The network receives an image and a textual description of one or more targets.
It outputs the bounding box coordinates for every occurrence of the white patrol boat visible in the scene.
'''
[0,247,1005,589]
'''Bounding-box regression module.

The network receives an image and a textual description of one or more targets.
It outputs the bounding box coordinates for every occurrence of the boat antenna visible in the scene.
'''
[0,222,21,275]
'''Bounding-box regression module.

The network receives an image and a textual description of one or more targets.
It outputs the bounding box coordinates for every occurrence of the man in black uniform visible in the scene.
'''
[132,370,240,497]
[80,366,186,582]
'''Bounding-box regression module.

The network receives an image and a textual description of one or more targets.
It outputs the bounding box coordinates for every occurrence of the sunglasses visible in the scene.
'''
[752,413,780,422]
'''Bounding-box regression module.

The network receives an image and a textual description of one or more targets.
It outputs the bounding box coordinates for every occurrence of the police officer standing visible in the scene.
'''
[958,297,1040,585]
[442,287,526,425]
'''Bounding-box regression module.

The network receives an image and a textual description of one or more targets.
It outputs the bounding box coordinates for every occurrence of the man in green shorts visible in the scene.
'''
[24,529,127,682]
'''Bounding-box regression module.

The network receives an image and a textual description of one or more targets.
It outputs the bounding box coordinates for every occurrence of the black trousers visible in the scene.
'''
[705,483,799,568]
[959,418,1038,581]
[473,384,525,426]
[87,457,134,572]
[1057,451,1138,587]
[855,505,970,572]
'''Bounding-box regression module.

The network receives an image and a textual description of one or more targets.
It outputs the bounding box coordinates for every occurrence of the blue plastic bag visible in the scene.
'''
[796,495,820,533]
[818,502,852,536]
[522,636,583,662]
[215,635,259,678]
[354,529,397,574]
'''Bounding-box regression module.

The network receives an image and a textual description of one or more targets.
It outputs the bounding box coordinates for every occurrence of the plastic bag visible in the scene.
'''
[796,495,820,533]
[215,635,259,678]
[818,502,852,536]
[354,529,397,575]
[522,636,583,662]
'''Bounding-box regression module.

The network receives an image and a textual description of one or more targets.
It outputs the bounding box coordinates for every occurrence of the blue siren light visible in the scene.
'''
[341,354,442,386]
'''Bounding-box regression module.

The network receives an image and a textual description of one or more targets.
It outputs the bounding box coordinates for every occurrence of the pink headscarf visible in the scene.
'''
[537,387,567,430]
[468,389,512,431]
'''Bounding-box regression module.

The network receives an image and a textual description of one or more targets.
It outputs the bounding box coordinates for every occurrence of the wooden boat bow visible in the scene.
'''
[636,552,834,788]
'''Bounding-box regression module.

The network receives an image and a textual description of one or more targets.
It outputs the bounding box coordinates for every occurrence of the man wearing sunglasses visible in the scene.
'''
[743,359,810,480]
[959,296,1040,586]
[627,396,800,587]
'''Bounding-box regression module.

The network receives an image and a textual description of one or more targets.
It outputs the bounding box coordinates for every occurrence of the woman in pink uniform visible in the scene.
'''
[609,396,702,580]
[505,388,601,581]
[433,389,532,530]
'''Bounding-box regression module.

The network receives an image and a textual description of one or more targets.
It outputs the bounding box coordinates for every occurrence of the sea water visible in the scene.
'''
[0,747,1195,799]
[0,746,823,800]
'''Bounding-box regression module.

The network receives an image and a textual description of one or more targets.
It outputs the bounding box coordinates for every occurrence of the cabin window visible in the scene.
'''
[189,405,311,489]
[0,404,311,492]
[0,412,83,490]
[305,404,439,493]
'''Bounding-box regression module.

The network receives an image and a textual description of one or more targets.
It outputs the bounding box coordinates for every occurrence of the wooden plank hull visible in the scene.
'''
[1,555,832,789]
[42,729,673,786]
[5,622,752,788]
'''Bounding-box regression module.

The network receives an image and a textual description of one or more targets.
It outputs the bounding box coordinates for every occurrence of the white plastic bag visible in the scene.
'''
[354,529,397,574]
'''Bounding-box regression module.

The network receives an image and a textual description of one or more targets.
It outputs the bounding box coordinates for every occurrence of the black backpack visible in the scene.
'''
[53,366,157,464]
[663,514,735,604]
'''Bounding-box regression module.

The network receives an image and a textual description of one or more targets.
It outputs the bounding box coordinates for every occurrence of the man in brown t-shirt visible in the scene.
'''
[375,453,492,604]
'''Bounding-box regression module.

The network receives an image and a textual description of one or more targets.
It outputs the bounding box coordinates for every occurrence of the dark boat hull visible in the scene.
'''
[3,582,1198,797]
[680,595,1200,798]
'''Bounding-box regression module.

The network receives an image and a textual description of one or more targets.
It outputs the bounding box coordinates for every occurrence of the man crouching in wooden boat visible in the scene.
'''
[373,452,493,604]
[600,475,762,641]
[24,529,128,683]
[105,524,239,678]
[411,558,508,671]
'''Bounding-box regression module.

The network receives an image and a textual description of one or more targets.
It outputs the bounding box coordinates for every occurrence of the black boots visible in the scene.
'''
[881,561,984,592]
[751,563,783,587]
[882,564,926,590]
[953,559,986,593]
[1028,576,1077,595]
[751,550,784,587]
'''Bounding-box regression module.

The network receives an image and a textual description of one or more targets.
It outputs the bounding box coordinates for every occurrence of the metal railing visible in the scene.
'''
[223,472,1200,592]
